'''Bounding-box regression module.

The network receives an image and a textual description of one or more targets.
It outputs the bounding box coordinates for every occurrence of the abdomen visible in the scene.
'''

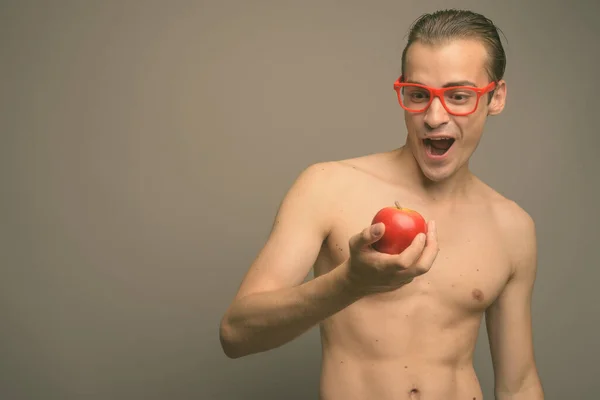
[319,352,483,400]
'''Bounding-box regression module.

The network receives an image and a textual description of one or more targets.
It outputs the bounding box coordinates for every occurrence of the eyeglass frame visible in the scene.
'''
[393,75,497,116]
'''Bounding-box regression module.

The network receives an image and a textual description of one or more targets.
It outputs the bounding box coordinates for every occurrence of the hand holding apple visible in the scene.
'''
[343,203,438,296]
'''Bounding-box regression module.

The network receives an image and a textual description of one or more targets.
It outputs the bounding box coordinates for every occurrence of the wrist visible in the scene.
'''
[333,260,368,302]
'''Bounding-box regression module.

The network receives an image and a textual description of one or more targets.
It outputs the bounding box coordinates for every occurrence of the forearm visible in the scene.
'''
[219,261,362,358]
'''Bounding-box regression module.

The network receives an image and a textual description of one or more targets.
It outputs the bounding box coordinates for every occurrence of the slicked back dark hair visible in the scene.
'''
[401,9,507,86]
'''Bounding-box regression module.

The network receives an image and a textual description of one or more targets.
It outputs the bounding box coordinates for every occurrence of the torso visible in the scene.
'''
[312,150,514,400]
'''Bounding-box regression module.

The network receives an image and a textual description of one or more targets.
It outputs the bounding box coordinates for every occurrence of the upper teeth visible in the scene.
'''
[431,138,450,140]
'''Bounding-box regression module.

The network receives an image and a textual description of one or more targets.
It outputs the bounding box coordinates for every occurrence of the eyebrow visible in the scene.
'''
[405,79,478,88]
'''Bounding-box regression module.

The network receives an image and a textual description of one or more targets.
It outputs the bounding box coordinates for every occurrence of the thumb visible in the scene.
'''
[351,222,385,249]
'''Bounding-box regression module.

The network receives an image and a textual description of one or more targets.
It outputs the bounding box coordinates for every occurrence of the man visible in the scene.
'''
[219,9,544,400]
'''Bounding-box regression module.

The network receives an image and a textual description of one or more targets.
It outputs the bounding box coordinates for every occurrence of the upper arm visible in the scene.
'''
[486,203,541,393]
[232,162,337,300]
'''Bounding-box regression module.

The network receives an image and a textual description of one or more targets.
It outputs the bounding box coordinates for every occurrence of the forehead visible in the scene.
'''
[404,39,490,86]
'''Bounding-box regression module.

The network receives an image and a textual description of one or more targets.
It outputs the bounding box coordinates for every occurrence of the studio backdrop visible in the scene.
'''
[2,1,599,399]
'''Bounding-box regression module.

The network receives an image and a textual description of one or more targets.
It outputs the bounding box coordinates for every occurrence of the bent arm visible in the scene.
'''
[219,261,360,358]
[219,162,359,358]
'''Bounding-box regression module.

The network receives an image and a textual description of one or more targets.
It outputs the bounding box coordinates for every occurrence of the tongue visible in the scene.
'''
[430,139,453,150]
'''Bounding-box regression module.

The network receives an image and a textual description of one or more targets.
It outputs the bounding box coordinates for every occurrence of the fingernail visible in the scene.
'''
[371,223,382,236]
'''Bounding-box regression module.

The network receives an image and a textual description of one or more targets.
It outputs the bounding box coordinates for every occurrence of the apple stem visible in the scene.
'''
[395,201,402,209]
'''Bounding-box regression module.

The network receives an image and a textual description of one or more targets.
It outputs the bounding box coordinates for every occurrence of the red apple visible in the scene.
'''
[371,201,427,255]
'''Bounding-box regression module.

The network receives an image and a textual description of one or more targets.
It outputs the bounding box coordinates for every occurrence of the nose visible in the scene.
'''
[423,96,450,129]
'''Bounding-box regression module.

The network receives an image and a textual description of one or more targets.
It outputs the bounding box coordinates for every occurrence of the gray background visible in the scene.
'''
[2,1,599,399]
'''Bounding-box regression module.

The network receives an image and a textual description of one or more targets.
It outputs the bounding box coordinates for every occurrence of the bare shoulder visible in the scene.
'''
[484,187,537,274]
[300,149,397,184]
[291,160,344,195]
[279,150,391,218]
[276,160,344,230]
[289,157,361,201]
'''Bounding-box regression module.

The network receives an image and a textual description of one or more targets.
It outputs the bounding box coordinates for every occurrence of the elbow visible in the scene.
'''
[219,317,246,359]
[495,371,544,399]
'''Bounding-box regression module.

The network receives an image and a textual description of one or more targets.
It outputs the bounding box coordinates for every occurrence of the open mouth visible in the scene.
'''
[423,138,455,156]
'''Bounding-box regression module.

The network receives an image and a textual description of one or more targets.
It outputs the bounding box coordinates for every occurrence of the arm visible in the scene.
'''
[219,163,361,359]
[486,207,544,399]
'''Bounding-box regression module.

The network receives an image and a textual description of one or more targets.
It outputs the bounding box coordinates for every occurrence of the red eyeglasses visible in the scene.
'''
[393,76,496,116]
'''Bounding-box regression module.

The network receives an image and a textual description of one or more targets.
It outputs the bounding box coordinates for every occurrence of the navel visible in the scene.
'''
[409,387,420,399]
[472,288,484,302]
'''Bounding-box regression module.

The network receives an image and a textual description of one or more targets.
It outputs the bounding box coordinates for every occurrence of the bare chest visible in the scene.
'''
[314,194,512,313]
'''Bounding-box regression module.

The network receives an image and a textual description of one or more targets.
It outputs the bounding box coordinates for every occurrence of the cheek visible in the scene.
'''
[404,113,423,133]
[456,114,486,142]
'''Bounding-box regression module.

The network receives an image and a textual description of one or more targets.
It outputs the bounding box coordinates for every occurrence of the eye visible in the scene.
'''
[408,89,430,102]
[446,90,476,103]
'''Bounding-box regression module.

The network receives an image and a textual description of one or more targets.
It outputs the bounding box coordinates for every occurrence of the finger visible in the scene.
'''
[350,223,385,250]
[394,232,427,268]
[409,221,440,276]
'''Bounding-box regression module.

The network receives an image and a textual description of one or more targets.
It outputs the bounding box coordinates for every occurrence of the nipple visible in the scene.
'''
[472,288,484,302]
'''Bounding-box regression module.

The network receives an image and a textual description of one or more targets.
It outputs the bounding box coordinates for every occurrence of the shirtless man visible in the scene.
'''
[219,9,544,400]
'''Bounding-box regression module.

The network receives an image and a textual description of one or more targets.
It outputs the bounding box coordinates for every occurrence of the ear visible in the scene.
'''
[488,80,507,116]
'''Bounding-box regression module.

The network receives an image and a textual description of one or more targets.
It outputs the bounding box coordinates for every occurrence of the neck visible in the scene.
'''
[393,144,475,204]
